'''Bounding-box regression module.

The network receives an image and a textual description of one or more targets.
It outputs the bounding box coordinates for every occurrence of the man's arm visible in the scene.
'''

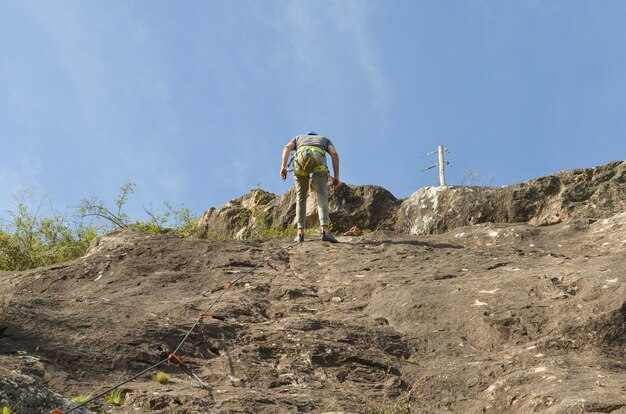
[327,143,340,189]
[280,141,296,181]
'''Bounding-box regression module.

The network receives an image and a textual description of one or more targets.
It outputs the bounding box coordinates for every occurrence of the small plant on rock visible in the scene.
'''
[104,388,124,406]
[2,406,12,414]
[153,371,170,384]
[71,394,92,404]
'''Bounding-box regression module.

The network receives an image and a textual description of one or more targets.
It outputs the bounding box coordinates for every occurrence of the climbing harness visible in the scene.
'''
[292,145,327,176]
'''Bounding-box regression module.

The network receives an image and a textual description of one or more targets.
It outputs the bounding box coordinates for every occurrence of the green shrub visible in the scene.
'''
[78,181,135,229]
[137,201,201,237]
[80,181,201,237]
[0,201,97,271]
[0,182,204,271]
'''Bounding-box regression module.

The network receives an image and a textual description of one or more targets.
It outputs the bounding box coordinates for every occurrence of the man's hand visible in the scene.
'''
[327,143,340,190]
[281,142,296,181]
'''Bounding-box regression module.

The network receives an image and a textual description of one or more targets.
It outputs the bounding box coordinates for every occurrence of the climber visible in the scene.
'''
[280,131,340,243]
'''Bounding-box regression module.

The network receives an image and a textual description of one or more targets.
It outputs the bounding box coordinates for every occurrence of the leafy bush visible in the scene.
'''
[135,201,201,237]
[79,181,201,237]
[0,201,97,271]
[0,181,201,271]
[78,181,136,229]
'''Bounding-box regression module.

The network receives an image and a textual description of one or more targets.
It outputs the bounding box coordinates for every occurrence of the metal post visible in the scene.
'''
[438,145,447,186]
[423,145,452,186]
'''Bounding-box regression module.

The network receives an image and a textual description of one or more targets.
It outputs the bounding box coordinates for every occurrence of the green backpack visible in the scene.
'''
[293,145,327,176]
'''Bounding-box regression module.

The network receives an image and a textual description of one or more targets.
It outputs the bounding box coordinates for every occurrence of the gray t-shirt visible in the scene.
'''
[290,135,333,152]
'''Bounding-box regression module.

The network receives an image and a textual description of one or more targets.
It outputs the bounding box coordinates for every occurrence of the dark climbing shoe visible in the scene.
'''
[294,234,305,243]
[321,232,339,243]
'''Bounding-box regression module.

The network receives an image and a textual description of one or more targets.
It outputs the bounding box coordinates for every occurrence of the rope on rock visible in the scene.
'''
[51,240,300,414]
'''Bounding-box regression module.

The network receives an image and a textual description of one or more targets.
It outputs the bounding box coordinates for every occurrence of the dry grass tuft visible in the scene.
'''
[104,388,124,406]
[70,394,92,404]
[153,371,170,384]
[366,372,433,414]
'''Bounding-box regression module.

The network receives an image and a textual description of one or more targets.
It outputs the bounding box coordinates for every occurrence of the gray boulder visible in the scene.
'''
[0,366,93,414]
[397,160,626,235]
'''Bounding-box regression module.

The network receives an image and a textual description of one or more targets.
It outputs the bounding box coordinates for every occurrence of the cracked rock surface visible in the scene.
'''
[1,211,625,413]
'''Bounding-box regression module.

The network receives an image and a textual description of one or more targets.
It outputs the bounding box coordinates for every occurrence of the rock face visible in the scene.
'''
[197,184,400,238]
[199,161,626,238]
[328,184,401,231]
[1,161,626,413]
[397,160,626,234]
[0,367,92,414]
[1,214,626,413]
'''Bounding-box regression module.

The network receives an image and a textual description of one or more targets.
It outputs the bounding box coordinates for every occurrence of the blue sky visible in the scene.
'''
[1,0,625,220]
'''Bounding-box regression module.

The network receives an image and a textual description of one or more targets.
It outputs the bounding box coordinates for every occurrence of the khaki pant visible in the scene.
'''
[294,172,329,229]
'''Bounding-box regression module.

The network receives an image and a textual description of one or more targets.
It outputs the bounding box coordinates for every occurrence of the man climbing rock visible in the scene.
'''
[280,131,340,243]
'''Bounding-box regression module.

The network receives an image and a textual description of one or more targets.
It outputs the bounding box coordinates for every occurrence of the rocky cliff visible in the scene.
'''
[0,161,625,414]
[397,160,626,235]
[197,184,400,238]
[198,161,626,238]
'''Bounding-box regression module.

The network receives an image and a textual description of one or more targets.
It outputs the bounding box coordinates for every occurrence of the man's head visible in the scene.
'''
[305,131,318,135]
